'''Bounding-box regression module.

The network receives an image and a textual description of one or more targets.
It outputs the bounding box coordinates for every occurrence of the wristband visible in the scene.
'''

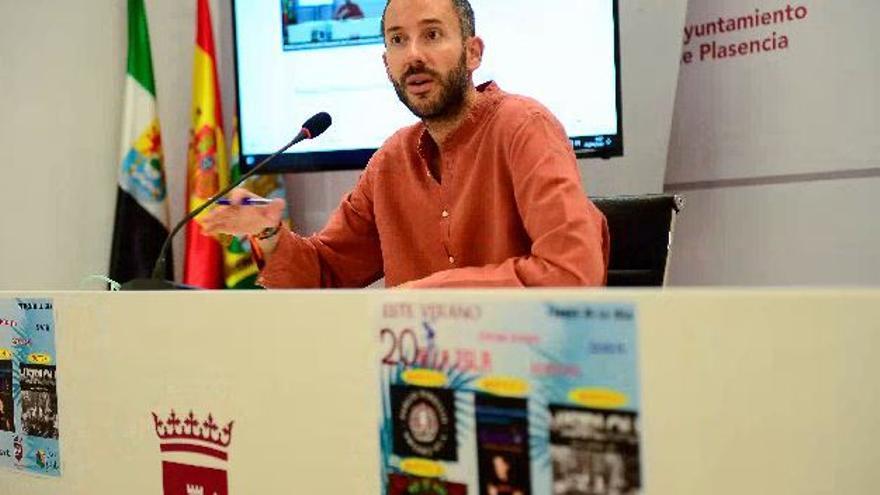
[254,223,282,241]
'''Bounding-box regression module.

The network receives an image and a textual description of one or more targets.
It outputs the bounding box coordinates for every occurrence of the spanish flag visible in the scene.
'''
[109,0,173,284]
[184,0,227,289]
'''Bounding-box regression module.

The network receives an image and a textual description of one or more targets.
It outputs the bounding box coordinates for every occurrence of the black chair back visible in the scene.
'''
[591,194,683,287]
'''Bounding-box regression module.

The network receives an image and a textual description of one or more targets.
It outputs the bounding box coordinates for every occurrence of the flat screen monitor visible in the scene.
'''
[232,0,623,173]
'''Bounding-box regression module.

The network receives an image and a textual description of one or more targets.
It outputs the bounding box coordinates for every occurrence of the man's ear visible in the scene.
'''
[466,36,484,72]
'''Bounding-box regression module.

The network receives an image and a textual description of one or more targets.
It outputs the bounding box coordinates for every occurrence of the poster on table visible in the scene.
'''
[378,297,641,495]
[0,298,61,477]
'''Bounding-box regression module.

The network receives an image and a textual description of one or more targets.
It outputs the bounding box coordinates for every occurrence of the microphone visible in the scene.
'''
[121,112,332,290]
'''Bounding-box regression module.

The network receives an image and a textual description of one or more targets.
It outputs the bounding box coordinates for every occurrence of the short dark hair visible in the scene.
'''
[381,0,476,41]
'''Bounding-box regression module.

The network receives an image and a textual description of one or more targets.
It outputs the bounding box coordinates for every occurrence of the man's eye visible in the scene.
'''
[390,35,402,45]
[426,29,440,40]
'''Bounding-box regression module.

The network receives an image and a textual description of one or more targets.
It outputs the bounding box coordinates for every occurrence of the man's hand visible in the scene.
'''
[200,188,286,236]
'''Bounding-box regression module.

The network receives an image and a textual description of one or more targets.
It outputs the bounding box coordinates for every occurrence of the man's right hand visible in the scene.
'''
[200,188,286,237]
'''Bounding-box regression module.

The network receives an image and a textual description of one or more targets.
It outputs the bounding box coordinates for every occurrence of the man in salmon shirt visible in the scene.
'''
[201,0,609,288]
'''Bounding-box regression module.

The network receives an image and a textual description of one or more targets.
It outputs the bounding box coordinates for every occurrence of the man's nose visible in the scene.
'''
[403,39,426,66]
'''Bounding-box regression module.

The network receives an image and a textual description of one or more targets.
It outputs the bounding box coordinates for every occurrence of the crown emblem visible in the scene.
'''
[152,410,234,461]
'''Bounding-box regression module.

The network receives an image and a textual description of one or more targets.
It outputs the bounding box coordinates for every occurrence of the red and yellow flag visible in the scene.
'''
[184,0,227,288]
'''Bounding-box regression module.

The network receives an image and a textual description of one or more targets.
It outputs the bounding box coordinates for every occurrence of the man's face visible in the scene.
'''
[382,0,481,120]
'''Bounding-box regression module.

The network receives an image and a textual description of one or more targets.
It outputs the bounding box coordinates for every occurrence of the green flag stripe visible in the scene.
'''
[127,0,156,95]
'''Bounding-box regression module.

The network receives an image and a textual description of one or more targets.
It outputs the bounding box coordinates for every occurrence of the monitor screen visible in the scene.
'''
[232,0,623,173]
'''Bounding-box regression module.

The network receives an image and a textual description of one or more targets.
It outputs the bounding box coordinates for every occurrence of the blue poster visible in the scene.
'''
[378,298,640,495]
[0,298,61,477]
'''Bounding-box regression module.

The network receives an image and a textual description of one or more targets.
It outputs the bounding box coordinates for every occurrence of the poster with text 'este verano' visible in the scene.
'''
[378,297,641,495]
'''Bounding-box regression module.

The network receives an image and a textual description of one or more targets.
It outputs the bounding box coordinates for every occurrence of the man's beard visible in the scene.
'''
[392,51,469,121]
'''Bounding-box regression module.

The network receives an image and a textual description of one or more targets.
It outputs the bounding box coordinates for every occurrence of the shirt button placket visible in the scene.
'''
[439,155,454,266]
[441,208,452,264]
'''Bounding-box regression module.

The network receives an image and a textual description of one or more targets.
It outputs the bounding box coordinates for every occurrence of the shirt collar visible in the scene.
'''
[416,81,503,159]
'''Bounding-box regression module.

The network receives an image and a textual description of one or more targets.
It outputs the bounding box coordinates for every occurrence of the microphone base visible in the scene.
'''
[120,278,200,291]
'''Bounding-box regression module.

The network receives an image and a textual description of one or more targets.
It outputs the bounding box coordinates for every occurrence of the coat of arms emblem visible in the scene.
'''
[153,410,233,495]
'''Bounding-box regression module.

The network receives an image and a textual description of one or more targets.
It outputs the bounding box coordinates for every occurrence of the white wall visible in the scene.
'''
[667,176,880,286]
[667,177,880,285]
[0,0,686,289]
[0,0,125,290]
[665,0,880,286]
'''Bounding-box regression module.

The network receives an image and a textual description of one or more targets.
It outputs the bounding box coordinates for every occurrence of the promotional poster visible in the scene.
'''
[0,298,61,477]
[378,298,641,495]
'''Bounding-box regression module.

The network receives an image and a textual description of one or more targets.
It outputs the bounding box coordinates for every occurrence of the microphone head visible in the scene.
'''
[302,112,332,139]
